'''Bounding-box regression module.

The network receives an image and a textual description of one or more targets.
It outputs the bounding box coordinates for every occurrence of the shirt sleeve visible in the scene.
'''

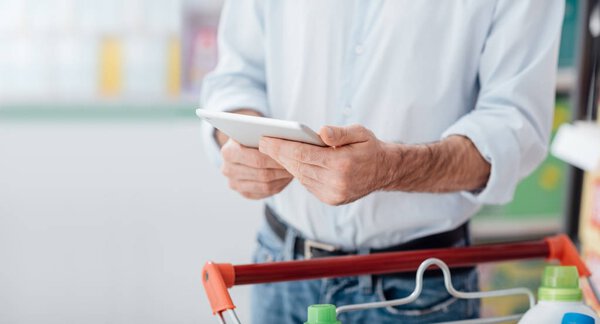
[200,0,269,166]
[442,0,565,205]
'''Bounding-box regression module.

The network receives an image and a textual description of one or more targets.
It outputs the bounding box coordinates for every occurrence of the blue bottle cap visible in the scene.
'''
[562,312,595,324]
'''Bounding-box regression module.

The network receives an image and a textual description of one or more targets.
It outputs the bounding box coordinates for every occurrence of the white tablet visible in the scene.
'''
[196,109,327,148]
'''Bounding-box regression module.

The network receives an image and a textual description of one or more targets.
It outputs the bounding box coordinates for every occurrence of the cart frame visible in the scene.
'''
[202,234,597,323]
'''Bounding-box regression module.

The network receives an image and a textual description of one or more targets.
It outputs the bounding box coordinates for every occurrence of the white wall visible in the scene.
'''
[0,119,261,323]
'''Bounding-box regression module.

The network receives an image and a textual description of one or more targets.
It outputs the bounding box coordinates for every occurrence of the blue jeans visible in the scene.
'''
[251,223,480,324]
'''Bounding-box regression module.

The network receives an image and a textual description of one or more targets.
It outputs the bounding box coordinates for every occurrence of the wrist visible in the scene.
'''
[378,142,406,191]
[380,142,436,192]
[380,136,491,193]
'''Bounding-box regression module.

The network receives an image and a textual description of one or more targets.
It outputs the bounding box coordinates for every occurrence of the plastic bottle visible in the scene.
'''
[518,266,599,324]
[305,304,341,324]
[563,312,595,324]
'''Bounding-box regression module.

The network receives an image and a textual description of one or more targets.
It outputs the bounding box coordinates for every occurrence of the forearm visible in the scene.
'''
[382,135,490,193]
[213,108,264,147]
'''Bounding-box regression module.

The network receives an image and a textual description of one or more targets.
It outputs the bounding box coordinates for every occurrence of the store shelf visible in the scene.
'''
[556,68,576,94]
[471,217,562,244]
[0,100,199,121]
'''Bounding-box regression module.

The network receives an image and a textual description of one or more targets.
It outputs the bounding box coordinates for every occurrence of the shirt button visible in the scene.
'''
[354,44,364,55]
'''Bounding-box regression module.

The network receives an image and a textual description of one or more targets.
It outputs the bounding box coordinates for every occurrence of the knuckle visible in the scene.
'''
[220,164,231,177]
[241,192,255,199]
[361,126,374,138]
[322,197,335,205]
[324,193,346,206]
[351,124,372,138]
[333,193,347,206]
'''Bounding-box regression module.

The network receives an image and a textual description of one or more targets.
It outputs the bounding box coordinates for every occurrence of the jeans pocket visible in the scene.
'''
[375,268,479,319]
[252,225,285,264]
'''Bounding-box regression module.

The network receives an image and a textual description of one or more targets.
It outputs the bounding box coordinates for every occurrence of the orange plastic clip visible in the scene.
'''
[202,262,236,315]
[545,234,592,277]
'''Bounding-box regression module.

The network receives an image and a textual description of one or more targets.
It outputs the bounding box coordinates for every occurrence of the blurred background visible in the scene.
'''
[0,0,598,323]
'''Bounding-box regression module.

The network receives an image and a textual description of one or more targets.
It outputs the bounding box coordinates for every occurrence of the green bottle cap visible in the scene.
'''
[538,266,583,302]
[304,304,341,324]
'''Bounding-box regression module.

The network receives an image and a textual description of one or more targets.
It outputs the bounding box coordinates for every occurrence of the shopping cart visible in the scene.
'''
[202,234,600,323]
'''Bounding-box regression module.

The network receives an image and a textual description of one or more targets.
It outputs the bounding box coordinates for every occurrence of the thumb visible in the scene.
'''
[319,124,373,147]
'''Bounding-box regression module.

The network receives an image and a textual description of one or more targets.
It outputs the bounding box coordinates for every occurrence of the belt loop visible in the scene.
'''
[283,226,299,261]
[357,247,373,295]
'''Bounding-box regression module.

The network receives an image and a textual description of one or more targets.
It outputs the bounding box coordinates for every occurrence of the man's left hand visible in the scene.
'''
[259,124,392,206]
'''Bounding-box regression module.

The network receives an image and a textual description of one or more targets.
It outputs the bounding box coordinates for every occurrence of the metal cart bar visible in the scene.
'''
[232,238,550,285]
[202,234,595,319]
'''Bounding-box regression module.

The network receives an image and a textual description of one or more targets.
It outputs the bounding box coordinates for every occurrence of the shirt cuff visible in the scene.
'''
[441,115,521,205]
[201,87,269,166]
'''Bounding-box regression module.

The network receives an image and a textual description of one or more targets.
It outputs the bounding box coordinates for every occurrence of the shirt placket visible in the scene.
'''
[337,1,369,126]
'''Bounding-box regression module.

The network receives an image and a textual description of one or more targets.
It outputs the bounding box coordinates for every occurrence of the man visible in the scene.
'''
[201,1,564,323]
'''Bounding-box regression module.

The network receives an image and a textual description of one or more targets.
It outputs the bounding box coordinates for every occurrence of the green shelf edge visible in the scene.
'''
[0,104,198,121]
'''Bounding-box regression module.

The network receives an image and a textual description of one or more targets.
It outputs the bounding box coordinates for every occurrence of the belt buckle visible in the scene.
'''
[304,239,337,260]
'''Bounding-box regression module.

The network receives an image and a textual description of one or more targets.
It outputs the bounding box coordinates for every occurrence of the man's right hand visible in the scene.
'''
[220,139,293,199]
[215,109,293,200]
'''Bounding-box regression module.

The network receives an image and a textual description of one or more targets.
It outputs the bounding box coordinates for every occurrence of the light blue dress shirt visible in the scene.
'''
[201,0,564,249]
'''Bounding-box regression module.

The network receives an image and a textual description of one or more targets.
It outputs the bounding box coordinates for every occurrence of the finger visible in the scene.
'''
[276,155,326,183]
[229,178,292,197]
[259,137,329,167]
[319,124,373,147]
[293,174,345,206]
[221,162,292,182]
[222,140,284,169]
[239,191,268,200]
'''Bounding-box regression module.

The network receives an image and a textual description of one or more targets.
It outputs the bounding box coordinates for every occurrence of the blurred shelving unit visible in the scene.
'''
[0,0,224,117]
[472,0,579,242]
[471,96,571,242]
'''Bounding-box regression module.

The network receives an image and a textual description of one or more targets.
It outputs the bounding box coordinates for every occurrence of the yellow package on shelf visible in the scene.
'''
[99,37,123,97]
[167,36,182,97]
[580,175,600,243]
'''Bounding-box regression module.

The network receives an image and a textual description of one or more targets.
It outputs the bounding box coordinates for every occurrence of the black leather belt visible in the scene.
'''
[265,205,470,259]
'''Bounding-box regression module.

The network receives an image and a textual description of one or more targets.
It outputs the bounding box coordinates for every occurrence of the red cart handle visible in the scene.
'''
[202,234,590,315]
